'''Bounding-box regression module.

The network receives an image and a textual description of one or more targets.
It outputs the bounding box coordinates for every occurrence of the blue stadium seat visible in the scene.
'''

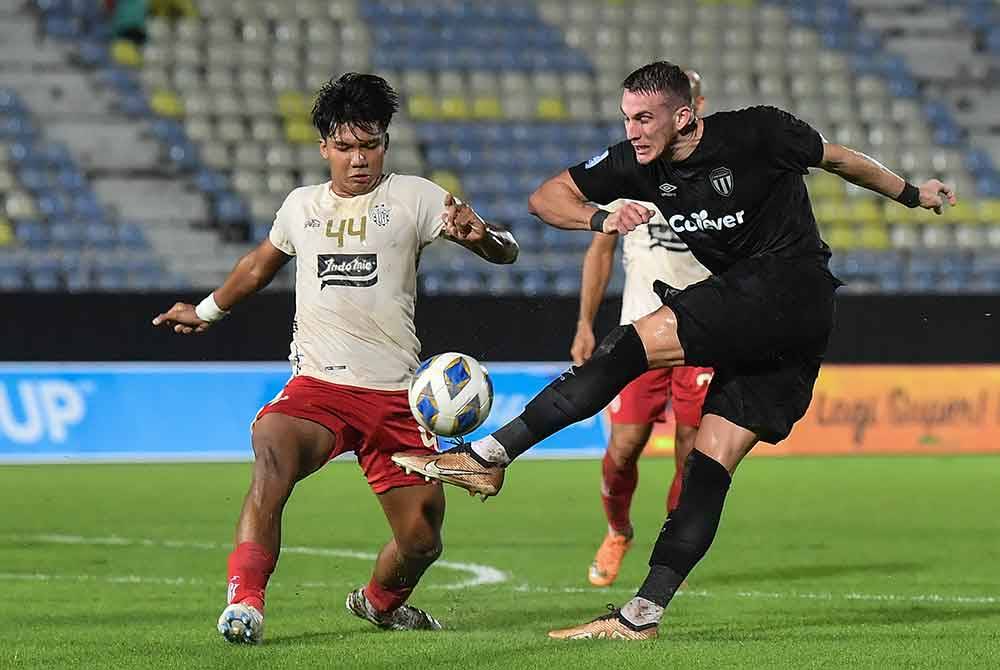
[14,220,49,249]
[117,222,148,249]
[49,221,86,247]
[84,222,118,248]
[0,268,26,291]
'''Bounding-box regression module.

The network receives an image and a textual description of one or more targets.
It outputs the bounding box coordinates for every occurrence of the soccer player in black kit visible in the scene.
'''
[394,61,956,640]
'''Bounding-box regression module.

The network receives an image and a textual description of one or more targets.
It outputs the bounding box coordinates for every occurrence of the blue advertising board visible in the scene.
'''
[0,363,608,463]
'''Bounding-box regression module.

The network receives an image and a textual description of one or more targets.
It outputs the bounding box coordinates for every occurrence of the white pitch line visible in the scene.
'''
[6,535,998,607]
[10,534,508,589]
[511,584,1000,606]
[0,572,207,586]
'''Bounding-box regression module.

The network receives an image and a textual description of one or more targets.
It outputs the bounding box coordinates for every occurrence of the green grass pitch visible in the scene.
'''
[1,456,998,669]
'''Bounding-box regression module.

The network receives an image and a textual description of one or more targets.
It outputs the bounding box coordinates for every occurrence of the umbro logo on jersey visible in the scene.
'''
[710,167,734,197]
[659,182,677,197]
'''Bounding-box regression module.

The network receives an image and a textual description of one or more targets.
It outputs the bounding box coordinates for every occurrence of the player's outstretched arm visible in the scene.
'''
[572,232,618,365]
[819,143,957,214]
[152,239,292,334]
[529,170,654,234]
[440,193,519,264]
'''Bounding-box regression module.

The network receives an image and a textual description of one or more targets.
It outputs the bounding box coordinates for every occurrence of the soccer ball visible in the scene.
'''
[408,352,493,437]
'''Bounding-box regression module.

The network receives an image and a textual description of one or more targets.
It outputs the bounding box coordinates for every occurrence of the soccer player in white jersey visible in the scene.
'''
[575,71,712,587]
[152,73,518,644]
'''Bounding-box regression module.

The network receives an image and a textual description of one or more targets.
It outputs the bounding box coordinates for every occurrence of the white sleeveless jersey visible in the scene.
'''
[604,199,711,325]
[268,174,447,391]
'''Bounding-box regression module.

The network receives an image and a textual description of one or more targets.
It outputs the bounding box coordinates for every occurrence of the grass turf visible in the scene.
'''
[1,456,998,669]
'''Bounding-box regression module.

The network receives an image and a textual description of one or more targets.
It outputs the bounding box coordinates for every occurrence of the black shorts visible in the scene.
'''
[662,254,839,444]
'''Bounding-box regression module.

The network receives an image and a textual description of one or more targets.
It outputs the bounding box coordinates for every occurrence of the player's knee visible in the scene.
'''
[250,432,297,485]
[607,436,643,469]
[633,307,684,369]
[398,531,443,564]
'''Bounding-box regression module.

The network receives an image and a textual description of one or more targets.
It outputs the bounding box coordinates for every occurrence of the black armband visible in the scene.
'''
[589,209,610,232]
[896,182,920,208]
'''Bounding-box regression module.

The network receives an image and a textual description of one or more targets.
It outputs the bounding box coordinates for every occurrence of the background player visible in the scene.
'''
[152,73,518,643]
[574,70,712,588]
[394,61,955,640]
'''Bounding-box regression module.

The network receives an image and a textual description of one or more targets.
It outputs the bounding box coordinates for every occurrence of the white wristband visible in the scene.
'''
[195,293,229,323]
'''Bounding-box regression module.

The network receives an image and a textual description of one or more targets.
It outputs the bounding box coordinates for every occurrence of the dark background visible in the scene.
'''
[4,293,998,363]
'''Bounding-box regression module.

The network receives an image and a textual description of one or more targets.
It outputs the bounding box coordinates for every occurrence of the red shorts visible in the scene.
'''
[253,375,438,494]
[608,366,714,427]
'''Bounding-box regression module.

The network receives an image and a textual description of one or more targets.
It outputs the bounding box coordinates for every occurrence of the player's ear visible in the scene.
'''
[675,105,693,131]
[383,132,390,152]
[319,137,329,159]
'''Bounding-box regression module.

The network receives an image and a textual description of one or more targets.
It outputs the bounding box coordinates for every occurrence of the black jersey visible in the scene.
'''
[568,106,830,276]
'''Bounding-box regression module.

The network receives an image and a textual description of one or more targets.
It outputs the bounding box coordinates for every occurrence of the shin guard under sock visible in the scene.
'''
[494,325,648,461]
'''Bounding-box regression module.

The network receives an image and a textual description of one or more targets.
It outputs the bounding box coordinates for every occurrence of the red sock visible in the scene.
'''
[365,578,413,615]
[601,451,638,534]
[667,466,683,513]
[226,542,276,612]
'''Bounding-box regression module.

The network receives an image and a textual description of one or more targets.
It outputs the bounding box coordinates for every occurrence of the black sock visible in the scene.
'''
[493,324,648,461]
[636,449,732,608]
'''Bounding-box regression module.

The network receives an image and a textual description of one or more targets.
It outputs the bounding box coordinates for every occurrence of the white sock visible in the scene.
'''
[470,435,510,465]
[619,596,664,627]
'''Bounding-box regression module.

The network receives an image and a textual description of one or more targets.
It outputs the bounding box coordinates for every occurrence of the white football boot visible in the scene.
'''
[217,602,264,644]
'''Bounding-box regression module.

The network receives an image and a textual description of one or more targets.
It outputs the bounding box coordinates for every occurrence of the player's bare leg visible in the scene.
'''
[346,482,445,630]
[550,415,756,640]
[394,307,684,498]
[667,423,697,513]
[589,422,651,587]
[219,414,333,644]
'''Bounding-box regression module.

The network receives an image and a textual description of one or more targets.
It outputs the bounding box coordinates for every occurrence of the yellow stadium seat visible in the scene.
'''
[150,89,183,118]
[941,200,976,224]
[111,39,142,68]
[150,0,197,17]
[536,97,568,120]
[472,96,503,120]
[813,198,851,226]
[285,121,316,144]
[440,96,470,119]
[806,172,845,200]
[859,224,890,250]
[848,199,882,226]
[883,201,922,226]
[825,224,858,250]
[407,95,438,120]
[976,199,1000,225]
[277,92,309,120]
[0,218,12,247]
[430,170,464,200]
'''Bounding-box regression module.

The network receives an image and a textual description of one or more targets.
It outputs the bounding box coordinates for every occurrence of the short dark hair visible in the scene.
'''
[622,61,691,110]
[311,73,400,139]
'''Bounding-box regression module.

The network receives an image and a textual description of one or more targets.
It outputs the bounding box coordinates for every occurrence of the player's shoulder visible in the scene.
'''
[281,181,329,207]
[382,172,443,195]
[716,105,804,129]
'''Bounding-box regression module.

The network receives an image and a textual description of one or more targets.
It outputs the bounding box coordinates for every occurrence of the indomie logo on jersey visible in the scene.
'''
[317,253,378,289]
[667,209,746,234]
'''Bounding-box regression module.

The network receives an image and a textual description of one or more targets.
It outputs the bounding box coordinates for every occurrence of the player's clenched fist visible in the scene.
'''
[603,202,655,234]
[152,302,212,335]
[917,179,957,215]
[442,193,486,242]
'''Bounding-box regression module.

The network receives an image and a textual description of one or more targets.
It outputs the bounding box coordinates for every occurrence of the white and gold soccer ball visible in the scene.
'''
[408,352,493,437]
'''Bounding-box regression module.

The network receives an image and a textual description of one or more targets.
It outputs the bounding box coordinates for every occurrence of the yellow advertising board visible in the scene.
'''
[641,365,1000,457]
